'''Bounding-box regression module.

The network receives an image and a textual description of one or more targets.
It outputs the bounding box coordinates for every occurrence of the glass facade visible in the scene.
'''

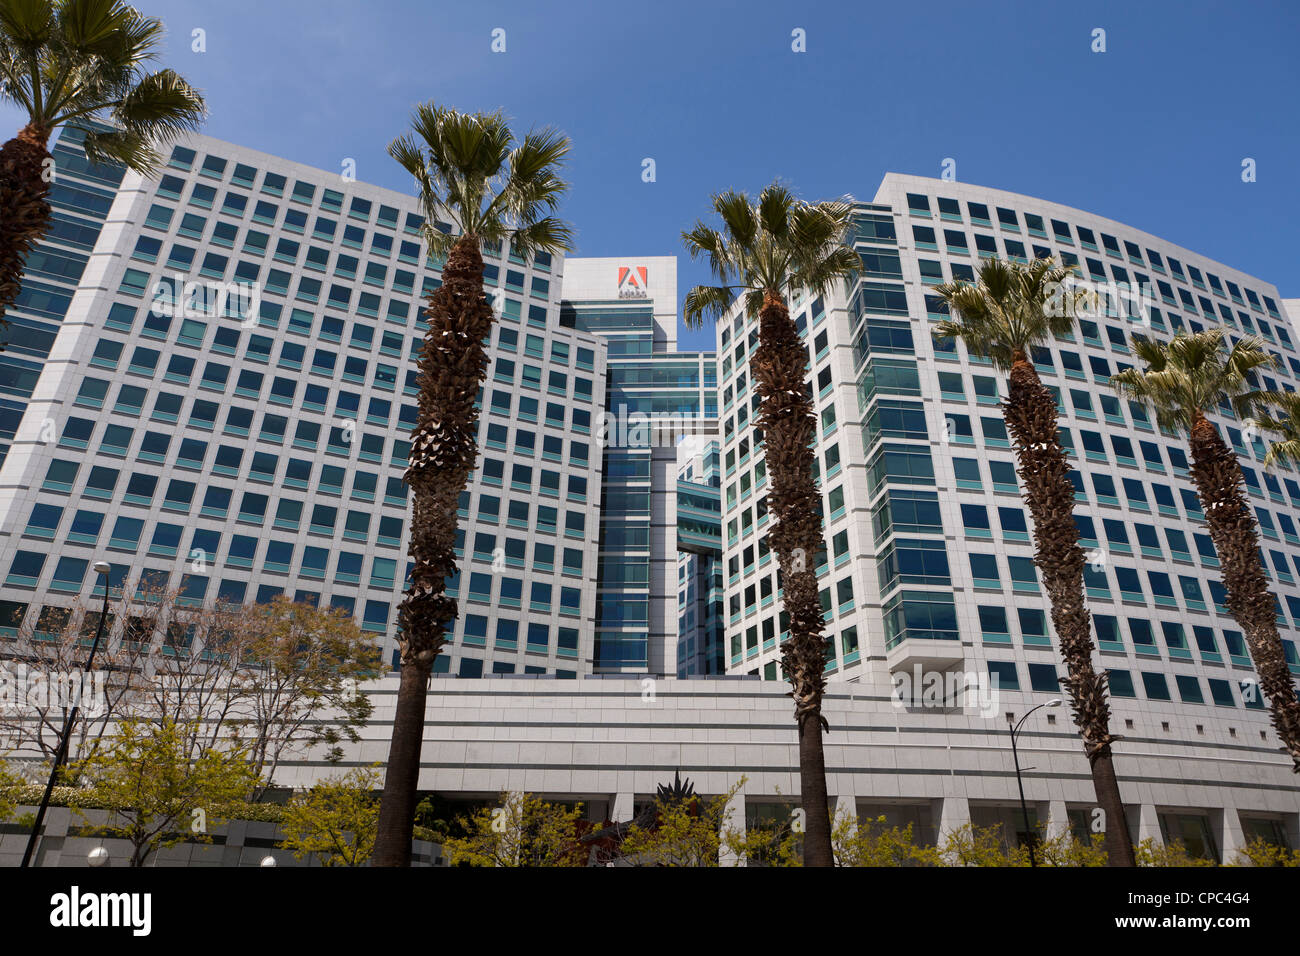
[677,441,724,676]
[559,292,718,671]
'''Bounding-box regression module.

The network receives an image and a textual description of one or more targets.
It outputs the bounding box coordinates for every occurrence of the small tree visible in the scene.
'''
[934,823,1030,867]
[724,813,803,867]
[72,718,259,867]
[1135,838,1218,867]
[1232,837,1300,867]
[832,813,932,867]
[126,593,377,789]
[618,779,745,867]
[225,598,379,786]
[444,791,588,867]
[278,766,381,867]
[1034,828,1109,867]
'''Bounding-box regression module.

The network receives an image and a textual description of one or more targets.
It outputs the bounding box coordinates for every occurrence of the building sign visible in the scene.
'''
[617,266,648,299]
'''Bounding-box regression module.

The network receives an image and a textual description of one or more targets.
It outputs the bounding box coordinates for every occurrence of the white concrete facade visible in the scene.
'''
[0,129,609,677]
[275,675,1300,860]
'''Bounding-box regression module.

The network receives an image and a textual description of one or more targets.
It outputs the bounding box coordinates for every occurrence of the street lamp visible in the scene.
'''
[21,561,113,868]
[1007,698,1062,868]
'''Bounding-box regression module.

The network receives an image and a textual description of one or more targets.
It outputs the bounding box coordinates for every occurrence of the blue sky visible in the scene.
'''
[4,0,1298,352]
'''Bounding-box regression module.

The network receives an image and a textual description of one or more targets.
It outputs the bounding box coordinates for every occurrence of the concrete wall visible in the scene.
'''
[274,675,1300,862]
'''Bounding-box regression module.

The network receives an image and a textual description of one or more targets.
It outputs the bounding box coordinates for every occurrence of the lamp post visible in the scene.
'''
[1007,698,1062,868]
[21,561,113,868]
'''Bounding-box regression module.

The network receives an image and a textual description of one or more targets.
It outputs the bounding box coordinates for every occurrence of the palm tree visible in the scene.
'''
[371,103,573,866]
[1113,329,1300,772]
[935,257,1136,866]
[0,0,205,339]
[682,183,859,867]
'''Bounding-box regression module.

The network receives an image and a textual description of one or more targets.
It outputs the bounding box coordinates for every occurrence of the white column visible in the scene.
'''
[1136,803,1162,846]
[938,795,970,842]
[611,791,634,824]
[834,794,858,835]
[1220,805,1247,865]
[1046,800,1070,840]
[719,790,746,867]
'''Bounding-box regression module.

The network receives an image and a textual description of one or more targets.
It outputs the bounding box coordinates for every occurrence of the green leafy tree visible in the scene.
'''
[1112,329,1300,770]
[1135,838,1217,867]
[278,766,381,867]
[831,813,933,867]
[724,807,804,868]
[936,258,1135,866]
[1034,828,1109,867]
[0,0,205,341]
[682,184,859,867]
[935,823,1031,867]
[443,791,587,867]
[1232,836,1300,867]
[618,779,745,867]
[72,718,258,867]
[374,104,574,866]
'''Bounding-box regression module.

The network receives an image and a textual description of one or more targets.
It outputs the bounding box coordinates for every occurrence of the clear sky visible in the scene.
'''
[4,0,1298,351]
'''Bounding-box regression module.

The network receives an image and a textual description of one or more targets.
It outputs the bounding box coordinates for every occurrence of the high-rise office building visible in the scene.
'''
[558,258,717,673]
[0,128,614,677]
[0,128,730,681]
[716,174,1300,773]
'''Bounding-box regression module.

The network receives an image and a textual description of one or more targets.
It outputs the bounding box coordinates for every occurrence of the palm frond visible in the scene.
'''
[682,284,737,330]
[1264,439,1300,470]
[391,101,573,261]
[682,182,857,324]
[2,0,203,159]
[1110,328,1278,437]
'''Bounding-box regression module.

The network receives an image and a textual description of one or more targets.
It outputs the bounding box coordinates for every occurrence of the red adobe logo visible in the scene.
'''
[617,266,648,298]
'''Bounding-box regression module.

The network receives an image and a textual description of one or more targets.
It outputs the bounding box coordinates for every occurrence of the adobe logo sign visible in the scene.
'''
[617,266,648,299]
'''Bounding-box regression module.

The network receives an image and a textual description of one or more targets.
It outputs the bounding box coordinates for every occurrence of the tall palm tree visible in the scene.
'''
[936,258,1137,866]
[682,184,859,867]
[372,103,573,866]
[1112,329,1300,772]
[0,0,205,339]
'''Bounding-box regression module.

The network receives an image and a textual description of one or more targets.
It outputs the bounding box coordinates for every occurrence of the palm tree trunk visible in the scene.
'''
[1189,413,1300,769]
[0,124,54,336]
[752,290,833,867]
[1002,354,1136,866]
[372,661,430,866]
[373,235,493,866]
